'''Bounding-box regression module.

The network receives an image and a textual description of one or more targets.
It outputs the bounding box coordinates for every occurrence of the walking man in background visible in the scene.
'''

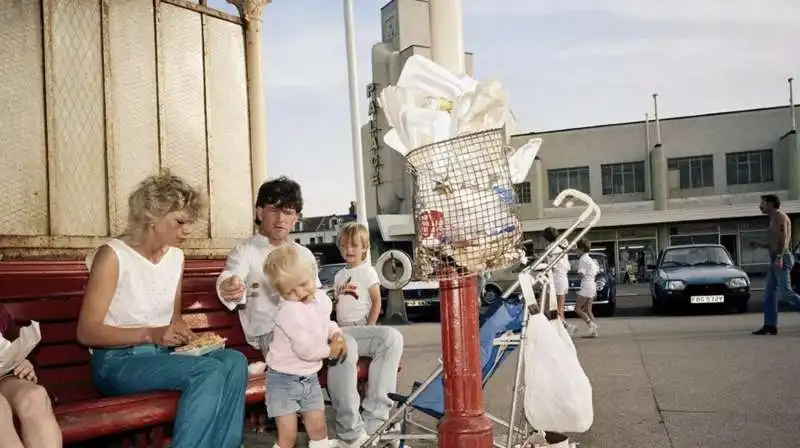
[751,194,800,335]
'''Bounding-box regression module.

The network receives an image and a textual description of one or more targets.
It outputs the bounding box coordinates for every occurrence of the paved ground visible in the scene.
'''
[245,289,800,447]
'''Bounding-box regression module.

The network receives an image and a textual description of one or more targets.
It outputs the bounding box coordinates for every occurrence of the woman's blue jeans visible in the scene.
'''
[91,344,248,448]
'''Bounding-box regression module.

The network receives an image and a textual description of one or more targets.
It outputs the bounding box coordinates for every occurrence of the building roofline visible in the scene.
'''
[513,104,792,138]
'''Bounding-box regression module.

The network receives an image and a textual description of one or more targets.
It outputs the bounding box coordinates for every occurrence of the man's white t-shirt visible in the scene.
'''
[333,262,380,325]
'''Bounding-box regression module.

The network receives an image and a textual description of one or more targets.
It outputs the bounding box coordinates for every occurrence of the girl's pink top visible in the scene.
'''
[265,290,341,376]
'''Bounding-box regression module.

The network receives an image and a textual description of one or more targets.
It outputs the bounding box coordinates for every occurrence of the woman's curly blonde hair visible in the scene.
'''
[124,170,205,239]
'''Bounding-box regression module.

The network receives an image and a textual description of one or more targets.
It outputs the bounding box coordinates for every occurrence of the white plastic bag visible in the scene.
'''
[518,272,593,434]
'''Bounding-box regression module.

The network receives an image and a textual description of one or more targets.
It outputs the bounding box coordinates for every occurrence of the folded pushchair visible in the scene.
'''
[363,189,601,448]
[364,299,527,448]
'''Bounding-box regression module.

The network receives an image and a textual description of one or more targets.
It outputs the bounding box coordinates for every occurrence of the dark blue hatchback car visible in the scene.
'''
[649,244,751,314]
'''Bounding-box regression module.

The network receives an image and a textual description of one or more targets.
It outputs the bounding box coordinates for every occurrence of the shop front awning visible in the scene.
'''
[374,195,800,240]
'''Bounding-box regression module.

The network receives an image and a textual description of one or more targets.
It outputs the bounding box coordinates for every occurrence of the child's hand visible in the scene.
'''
[328,335,346,359]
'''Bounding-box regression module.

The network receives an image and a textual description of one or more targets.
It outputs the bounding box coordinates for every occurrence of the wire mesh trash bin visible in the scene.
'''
[405,128,524,280]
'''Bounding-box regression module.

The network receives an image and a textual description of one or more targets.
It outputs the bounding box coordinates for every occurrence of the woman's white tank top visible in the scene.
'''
[92,239,184,328]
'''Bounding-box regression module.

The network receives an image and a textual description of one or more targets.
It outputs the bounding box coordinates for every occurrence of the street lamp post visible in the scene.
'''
[428,0,493,447]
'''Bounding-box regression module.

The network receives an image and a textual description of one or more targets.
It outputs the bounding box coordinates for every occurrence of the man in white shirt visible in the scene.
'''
[216,177,404,447]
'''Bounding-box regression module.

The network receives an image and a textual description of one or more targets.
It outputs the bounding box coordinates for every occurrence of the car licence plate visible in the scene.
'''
[406,299,433,307]
[565,304,576,312]
[690,295,725,304]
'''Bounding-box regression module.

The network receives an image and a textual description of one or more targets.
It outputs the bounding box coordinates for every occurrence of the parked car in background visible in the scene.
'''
[483,252,616,316]
[649,244,750,314]
[791,242,800,295]
[318,262,347,299]
[318,262,441,319]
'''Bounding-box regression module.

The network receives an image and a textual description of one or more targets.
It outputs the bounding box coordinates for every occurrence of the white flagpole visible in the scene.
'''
[343,0,369,234]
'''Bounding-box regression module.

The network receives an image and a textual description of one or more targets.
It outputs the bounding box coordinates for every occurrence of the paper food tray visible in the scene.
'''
[171,341,226,357]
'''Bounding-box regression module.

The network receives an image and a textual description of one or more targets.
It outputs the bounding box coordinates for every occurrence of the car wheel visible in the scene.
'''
[482,285,502,306]
[651,294,665,315]
[736,300,749,314]
[594,300,616,317]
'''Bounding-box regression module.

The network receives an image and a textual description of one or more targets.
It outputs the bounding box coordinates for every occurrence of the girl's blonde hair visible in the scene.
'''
[264,244,315,293]
[337,222,370,260]
[125,170,205,238]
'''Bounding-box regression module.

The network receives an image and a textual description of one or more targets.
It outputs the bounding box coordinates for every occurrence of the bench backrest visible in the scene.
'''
[0,260,259,406]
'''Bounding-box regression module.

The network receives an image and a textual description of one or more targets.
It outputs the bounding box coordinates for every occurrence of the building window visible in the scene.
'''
[600,161,645,195]
[667,155,714,189]
[726,150,773,185]
[514,182,532,204]
[547,166,590,200]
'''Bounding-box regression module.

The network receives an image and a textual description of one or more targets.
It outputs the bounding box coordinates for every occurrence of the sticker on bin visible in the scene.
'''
[173,333,227,357]
[419,210,445,247]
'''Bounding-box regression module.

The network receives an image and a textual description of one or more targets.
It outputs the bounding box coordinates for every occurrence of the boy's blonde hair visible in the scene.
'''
[264,244,315,293]
[337,222,370,260]
[125,170,204,238]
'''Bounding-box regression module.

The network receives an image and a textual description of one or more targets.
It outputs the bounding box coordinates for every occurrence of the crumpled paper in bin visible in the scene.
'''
[0,321,42,375]
[379,55,520,155]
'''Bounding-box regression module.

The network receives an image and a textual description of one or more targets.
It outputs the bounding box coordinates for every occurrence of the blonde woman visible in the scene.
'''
[77,172,248,448]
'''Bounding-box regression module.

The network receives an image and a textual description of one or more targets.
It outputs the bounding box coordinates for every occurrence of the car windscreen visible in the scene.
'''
[661,247,733,268]
[318,264,345,285]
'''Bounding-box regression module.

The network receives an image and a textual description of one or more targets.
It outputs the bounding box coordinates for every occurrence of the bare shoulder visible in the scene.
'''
[90,244,119,273]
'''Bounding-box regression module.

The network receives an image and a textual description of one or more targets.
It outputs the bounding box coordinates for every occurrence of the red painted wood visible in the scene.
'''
[437,275,493,448]
[0,259,376,444]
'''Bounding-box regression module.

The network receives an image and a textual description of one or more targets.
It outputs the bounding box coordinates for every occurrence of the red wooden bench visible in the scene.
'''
[0,259,374,446]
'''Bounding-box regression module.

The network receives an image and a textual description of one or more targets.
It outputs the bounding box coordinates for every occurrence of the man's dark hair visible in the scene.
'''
[254,177,303,225]
[761,194,781,210]
[577,238,592,252]
[542,227,559,243]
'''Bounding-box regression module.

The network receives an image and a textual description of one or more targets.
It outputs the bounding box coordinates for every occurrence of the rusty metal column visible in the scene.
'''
[229,0,270,198]
[429,0,493,444]
[437,273,493,447]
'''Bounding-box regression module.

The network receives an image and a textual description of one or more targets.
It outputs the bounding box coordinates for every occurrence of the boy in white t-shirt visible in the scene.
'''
[333,222,382,327]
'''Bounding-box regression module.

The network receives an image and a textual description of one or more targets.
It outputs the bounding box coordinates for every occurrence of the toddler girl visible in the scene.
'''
[264,244,346,448]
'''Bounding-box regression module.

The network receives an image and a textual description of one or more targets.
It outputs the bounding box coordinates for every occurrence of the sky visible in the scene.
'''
[208,0,800,217]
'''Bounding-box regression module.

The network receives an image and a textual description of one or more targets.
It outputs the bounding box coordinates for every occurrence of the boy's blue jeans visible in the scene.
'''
[763,252,800,327]
[91,344,248,448]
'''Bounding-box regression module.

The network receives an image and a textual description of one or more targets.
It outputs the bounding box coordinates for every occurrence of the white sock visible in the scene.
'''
[309,438,331,448]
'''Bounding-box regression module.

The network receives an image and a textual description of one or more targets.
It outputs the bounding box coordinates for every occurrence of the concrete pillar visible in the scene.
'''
[650,144,668,210]
[657,224,670,254]
[229,0,271,198]
[428,0,465,75]
[787,132,800,200]
[530,157,544,219]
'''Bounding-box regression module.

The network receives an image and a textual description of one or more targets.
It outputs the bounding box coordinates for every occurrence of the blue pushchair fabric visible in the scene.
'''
[407,298,525,417]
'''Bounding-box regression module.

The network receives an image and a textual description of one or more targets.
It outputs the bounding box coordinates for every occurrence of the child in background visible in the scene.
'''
[333,222,382,327]
[575,238,600,338]
[264,244,346,448]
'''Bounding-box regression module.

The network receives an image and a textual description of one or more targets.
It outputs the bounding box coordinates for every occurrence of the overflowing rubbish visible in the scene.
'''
[379,55,537,278]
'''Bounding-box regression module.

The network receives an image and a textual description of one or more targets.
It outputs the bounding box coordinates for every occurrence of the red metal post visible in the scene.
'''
[437,274,494,447]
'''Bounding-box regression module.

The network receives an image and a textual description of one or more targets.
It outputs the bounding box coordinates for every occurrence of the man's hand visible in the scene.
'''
[13,359,37,383]
[220,275,246,302]
[775,257,784,269]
